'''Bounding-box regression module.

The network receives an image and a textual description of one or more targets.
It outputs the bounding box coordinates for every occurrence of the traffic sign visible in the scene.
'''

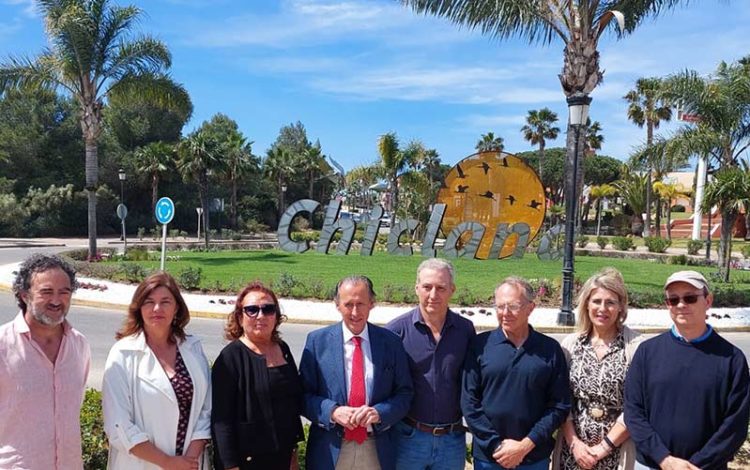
[155,197,175,225]
[116,203,128,220]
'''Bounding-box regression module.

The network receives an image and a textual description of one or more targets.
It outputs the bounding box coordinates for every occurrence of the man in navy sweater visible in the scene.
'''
[462,277,570,470]
[624,270,750,470]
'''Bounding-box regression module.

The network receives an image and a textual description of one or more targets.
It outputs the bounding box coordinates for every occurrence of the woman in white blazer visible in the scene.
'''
[103,272,211,470]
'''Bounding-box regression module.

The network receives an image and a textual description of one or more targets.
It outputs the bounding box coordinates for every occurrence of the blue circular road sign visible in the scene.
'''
[155,197,175,225]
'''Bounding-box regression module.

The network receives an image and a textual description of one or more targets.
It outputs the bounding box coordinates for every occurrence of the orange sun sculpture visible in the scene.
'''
[436,151,546,259]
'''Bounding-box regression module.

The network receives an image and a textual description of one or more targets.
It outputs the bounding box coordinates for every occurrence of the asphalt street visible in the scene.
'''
[2,244,750,390]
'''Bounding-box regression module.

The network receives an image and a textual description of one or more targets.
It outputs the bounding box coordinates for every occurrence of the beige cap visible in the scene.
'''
[664,270,709,291]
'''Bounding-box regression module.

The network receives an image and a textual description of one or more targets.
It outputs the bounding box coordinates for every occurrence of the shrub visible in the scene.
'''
[274,272,299,297]
[742,245,750,259]
[80,389,108,470]
[670,254,688,265]
[671,204,686,212]
[644,236,671,253]
[178,266,203,290]
[245,218,269,234]
[169,229,180,239]
[119,263,148,283]
[612,236,635,251]
[596,236,607,250]
[137,227,146,240]
[576,235,590,248]
[125,247,150,261]
[687,239,704,256]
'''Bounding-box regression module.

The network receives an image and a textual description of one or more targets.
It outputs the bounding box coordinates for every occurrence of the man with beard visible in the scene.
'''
[0,253,91,469]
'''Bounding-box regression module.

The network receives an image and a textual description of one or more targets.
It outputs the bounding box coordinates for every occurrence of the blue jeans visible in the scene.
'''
[472,457,550,470]
[393,420,466,470]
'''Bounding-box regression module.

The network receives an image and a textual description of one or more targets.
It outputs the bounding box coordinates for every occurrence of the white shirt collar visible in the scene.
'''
[341,322,370,344]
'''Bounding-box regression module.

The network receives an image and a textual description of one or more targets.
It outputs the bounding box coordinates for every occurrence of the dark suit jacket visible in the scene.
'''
[299,322,414,470]
[211,340,304,469]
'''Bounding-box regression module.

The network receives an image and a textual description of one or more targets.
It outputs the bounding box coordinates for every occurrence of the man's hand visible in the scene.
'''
[659,455,701,470]
[351,406,381,426]
[331,406,359,430]
[493,438,535,468]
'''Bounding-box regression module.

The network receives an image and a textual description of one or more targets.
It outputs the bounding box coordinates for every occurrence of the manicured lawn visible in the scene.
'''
[110,249,750,306]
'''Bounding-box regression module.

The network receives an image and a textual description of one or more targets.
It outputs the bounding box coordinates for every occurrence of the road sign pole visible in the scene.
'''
[122,219,127,253]
[160,223,168,271]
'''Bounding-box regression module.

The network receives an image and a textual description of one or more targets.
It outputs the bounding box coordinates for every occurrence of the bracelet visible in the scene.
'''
[602,435,617,450]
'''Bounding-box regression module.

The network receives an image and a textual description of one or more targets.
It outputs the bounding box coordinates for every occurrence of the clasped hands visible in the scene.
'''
[569,438,611,470]
[492,438,534,469]
[331,405,381,430]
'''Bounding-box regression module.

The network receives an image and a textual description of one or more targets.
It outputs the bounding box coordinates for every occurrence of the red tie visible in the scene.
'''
[345,336,367,444]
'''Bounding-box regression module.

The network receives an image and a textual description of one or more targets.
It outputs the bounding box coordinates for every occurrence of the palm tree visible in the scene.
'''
[615,168,648,236]
[653,181,689,241]
[589,184,616,236]
[178,131,222,248]
[660,59,750,268]
[521,108,560,179]
[223,133,258,229]
[701,167,750,282]
[624,77,673,237]
[133,141,175,211]
[264,146,298,222]
[378,132,408,227]
[0,0,185,259]
[475,132,504,153]
[584,119,605,155]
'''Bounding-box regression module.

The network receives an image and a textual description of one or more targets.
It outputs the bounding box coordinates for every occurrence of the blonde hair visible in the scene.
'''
[575,268,628,335]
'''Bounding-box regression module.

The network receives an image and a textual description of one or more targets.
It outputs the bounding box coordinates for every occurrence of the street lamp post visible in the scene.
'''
[558,93,592,326]
[204,169,212,249]
[118,169,126,242]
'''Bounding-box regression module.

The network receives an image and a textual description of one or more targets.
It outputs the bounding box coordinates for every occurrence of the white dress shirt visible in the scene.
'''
[341,322,374,406]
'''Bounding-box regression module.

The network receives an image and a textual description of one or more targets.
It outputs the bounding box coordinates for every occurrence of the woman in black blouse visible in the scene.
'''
[212,281,304,470]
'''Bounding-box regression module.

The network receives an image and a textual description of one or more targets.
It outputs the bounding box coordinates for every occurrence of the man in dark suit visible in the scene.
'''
[300,275,413,470]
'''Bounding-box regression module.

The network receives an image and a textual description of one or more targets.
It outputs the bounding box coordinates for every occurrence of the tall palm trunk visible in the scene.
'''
[654,195,662,237]
[390,174,399,227]
[230,169,238,229]
[595,199,603,236]
[84,138,98,258]
[537,140,545,180]
[199,171,209,248]
[151,173,159,210]
[644,121,654,237]
[308,169,315,225]
[719,209,737,282]
[665,201,672,241]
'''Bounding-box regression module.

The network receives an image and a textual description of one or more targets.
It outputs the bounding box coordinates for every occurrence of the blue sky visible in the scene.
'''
[1,0,748,172]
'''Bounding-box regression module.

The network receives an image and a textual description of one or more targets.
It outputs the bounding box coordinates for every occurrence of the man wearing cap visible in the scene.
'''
[624,270,750,470]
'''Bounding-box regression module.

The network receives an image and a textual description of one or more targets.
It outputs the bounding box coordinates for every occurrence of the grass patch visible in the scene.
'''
[93,249,750,307]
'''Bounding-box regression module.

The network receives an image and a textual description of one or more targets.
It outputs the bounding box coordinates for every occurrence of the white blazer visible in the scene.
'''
[102,333,212,470]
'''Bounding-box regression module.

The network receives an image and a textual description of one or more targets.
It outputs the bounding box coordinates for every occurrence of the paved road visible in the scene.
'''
[3,290,750,390]
[3,243,750,389]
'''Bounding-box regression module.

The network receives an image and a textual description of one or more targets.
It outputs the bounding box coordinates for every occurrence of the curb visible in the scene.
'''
[4,282,750,334]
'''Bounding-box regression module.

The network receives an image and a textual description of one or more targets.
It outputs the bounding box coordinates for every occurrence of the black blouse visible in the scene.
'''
[211,340,304,470]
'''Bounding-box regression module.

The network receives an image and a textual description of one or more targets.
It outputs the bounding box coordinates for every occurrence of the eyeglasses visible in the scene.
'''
[242,304,277,317]
[665,293,705,307]
[496,303,526,313]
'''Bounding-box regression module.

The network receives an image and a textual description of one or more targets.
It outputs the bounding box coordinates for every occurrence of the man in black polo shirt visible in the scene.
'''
[462,276,570,470]
[625,270,750,470]
[386,258,476,470]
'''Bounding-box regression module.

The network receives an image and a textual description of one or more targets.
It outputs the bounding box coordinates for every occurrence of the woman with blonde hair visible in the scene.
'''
[103,271,211,469]
[552,268,643,470]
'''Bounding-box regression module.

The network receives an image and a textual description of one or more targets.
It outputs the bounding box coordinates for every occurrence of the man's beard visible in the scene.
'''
[29,304,67,326]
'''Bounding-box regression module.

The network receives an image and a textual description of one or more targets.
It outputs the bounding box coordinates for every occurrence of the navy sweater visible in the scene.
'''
[624,330,750,470]
[461,327,571,465]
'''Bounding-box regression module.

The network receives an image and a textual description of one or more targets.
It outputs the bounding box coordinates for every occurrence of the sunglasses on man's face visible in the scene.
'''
[665,293,705,307]
[242,304,277,317]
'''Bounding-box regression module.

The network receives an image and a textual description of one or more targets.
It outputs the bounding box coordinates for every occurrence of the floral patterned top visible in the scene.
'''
[169,349,194,455]
[561,331,626,470]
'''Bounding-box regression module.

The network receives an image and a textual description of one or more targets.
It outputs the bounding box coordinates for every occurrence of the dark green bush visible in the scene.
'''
[687,239,704,256]
[178,266,203,290]
[576,235,590,248]
[80,389,108,470]
[596,236,607,250]
[671,204,686,212]
[118,263,148,283]
[742,245,750,259]
[612,236,635,251]
[274,272,299,297]
[644,236,671,253]
[669,254,688,265]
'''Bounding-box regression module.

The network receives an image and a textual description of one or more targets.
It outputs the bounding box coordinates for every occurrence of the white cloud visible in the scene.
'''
[2,0,35,17]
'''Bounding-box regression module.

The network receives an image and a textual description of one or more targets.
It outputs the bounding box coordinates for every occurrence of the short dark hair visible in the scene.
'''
[116,271,190,344]
[13,253,77,312]
[334,275,376,304]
